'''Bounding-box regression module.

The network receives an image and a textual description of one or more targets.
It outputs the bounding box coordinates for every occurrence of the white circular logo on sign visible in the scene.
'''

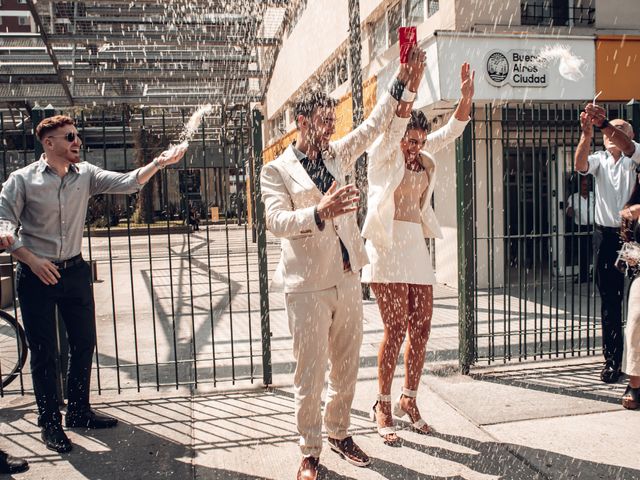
[486,51,509,86]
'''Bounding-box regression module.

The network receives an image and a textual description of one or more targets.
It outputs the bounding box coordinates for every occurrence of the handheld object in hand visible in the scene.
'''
[399,27,417,64]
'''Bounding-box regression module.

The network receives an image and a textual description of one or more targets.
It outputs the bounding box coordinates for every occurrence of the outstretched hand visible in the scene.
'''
[156,142,189,168]
[317,181,360,221]
[0,233,14,250]
[580,111,593,137]
[460,62,475,100]
[584,103,607,128]
[406,46,426,89]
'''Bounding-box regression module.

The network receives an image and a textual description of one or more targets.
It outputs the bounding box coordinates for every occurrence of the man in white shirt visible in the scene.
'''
[566,176,595,283]
[575,103,640,383]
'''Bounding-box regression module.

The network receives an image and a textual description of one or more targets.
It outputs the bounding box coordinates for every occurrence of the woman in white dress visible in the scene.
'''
[361,63,474,445]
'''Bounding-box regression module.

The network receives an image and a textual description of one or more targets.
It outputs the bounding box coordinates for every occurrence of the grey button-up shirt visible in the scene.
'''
[0,155,144,261]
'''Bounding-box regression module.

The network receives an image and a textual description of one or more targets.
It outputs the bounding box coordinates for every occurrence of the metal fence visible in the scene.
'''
[458,101,639,371]
[0,105,275,396]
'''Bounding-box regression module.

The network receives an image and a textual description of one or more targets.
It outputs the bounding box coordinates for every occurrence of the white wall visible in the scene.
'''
[595,0,640,29]
[432,105,505,289]
[265,0,351,116]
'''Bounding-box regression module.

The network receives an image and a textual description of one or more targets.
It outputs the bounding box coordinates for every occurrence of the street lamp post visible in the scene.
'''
[347,0,370,299]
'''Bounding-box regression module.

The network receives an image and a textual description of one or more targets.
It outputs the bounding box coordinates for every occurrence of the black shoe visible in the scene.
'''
[600,364,622,384]
[66,409,118,429]
[41,424,73,453]
[0,449,29,474]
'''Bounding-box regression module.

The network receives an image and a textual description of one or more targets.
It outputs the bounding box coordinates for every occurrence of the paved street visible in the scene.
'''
[1,226,639,479]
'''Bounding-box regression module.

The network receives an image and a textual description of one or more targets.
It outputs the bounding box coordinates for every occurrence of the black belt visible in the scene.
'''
[595,225,620,234]
[51,254,84,270]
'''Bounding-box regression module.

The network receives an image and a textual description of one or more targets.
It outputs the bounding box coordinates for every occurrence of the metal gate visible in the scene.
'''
[457,101,639,372]
[0,105,274,396]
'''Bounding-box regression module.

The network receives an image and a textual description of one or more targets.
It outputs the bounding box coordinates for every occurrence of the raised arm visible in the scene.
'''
[575,111,593,173]
[453,62,474,122]
[423,63,474,154]
[585,103,636,158]
[332,51,426,168]
[369,47,426,166]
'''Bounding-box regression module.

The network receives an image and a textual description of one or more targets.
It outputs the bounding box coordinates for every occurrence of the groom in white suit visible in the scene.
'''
[260,49,425,480]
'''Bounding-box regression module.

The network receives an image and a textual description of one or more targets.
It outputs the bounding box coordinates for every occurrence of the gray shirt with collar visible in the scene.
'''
[0,155,144,261]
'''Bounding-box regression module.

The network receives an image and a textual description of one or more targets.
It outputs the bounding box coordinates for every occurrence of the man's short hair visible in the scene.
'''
[35,115,75,142]
[406,110,429,133]
[293,89,338,127]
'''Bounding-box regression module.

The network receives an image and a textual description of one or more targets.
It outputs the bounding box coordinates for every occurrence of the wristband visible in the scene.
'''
[598,118,611,130]
[153,158,166,170]
[313,206,325,230]
[401,89,417,103]
[389,78,406,102]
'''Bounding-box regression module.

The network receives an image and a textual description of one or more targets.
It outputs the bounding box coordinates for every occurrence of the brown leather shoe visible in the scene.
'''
[296,456,319,480]
[328,436,370,467]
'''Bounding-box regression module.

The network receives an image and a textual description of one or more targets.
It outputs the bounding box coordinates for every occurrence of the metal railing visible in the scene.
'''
[0,105,274,396]
[458,101,638,371]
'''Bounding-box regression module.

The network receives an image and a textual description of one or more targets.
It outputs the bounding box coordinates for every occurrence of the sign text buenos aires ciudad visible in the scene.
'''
[485,49,548,88]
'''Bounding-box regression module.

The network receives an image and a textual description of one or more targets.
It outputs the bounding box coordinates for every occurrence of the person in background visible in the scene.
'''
[617,177,640,409]
[575,103,640,383]
[566,175,595,283]
[0,115,186,455]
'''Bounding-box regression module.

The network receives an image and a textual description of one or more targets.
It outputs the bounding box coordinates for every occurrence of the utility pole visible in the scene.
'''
[347,0,371,299]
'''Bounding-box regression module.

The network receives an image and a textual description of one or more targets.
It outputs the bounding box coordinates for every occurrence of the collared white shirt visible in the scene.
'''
[581,142,640,227]
[567,191,595,226]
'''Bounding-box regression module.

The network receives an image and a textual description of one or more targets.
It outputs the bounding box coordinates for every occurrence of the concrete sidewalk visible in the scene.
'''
[2,286,639,479]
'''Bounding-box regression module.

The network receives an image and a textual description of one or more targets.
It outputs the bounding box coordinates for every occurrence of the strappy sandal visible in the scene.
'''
[369,394,401,446]
[622,384,640,410]
[392,388,434,435]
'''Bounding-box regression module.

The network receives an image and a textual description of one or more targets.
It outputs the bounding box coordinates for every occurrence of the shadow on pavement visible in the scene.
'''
[472,360,626,405]
[3,387,638,479]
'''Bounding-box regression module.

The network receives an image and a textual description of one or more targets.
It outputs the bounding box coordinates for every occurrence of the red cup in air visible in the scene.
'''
[399,27,417,63]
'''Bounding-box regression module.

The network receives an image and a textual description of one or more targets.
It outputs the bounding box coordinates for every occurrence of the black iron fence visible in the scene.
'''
[458,101,639,371]
[0,105,275,396]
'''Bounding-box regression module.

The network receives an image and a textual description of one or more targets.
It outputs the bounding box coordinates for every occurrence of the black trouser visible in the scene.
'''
[593,226,624,368]
[16,259,96,427]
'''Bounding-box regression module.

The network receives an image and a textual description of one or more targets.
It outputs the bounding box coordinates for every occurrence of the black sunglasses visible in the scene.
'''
[47,132,81,143]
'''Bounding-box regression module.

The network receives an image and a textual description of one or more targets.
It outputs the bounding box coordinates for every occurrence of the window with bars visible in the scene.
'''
[521,0,595,26]
[427,0,439,17]
[405,0,425,25]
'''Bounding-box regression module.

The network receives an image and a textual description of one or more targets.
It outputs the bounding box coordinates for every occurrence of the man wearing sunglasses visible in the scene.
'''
[0,115,186,454]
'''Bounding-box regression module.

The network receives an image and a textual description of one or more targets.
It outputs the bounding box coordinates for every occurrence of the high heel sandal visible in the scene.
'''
[369,394,401,446]
[622,384,640,410]
[392,388,434,435]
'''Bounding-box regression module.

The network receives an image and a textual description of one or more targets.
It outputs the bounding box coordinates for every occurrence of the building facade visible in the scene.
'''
[261,0,640,288]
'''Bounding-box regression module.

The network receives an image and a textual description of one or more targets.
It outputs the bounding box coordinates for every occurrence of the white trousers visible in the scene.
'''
[285,271,363,457]
[625,277,640,377]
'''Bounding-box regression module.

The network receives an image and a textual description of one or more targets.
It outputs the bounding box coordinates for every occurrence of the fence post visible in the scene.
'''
[626,99,640,142]
[252,109,272,386]
[456,121,475,374]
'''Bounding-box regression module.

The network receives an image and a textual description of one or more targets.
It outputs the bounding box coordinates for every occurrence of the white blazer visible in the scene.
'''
[362,114,469,249]
[261,92,399,293]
